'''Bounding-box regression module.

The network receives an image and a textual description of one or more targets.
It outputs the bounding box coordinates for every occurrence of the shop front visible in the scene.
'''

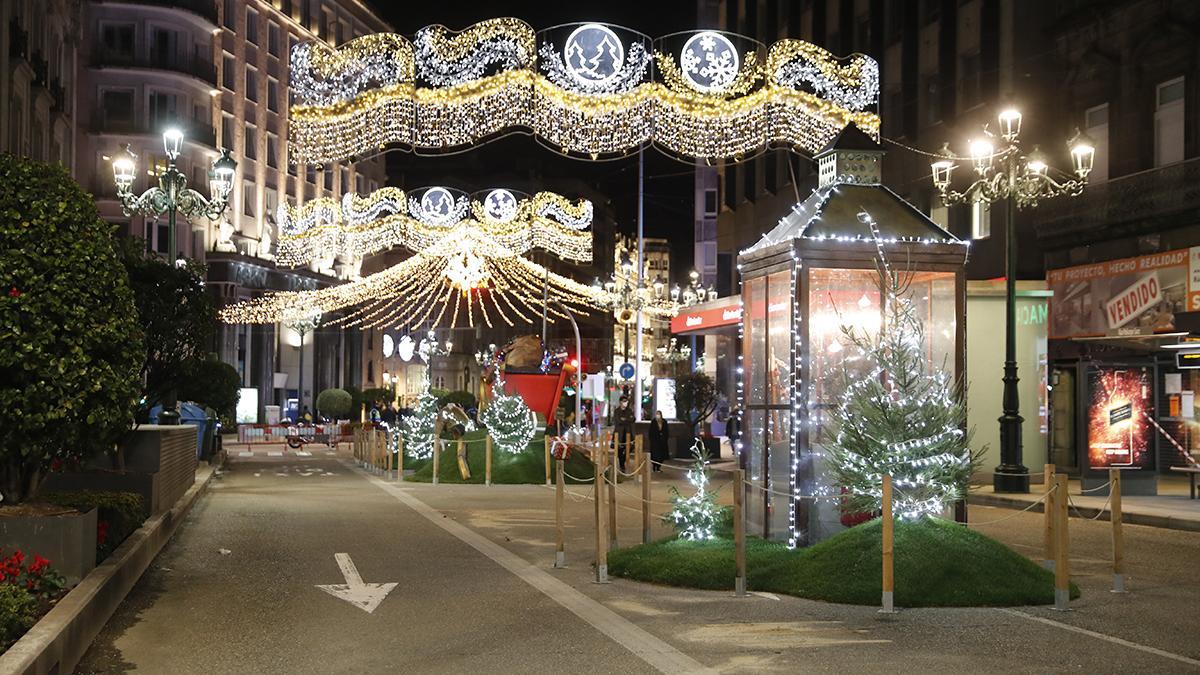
[1047,247,1200,494]
[670,295,743,446]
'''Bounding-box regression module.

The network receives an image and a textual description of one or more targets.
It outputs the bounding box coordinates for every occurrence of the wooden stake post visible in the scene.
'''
[1054,473,1071,610]
[881,474,895,613]
[1043,464,1056,570]
[544,435,552,485]
[594,442,608,583]
[608,440,618,550]
[641,450,651,545]
[734,468,747,596]
[555,458,566,568]
[397,437,404,482]
[485,434,494,486]
[1110,468,1125,593]
[433,438,441,485]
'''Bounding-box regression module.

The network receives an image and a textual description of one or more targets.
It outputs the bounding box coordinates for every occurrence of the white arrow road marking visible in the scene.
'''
[750,592,781,601]
[316,553,397,614]
[267,451,283,457]
[238,451,253,457]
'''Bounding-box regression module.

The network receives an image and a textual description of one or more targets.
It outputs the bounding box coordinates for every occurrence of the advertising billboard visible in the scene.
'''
[1047,247,1200,339]
[1086,367,1154,470]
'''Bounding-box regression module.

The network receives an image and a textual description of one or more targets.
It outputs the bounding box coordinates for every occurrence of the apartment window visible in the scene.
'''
[221,113,234,150]
[268,23,280,57]
[884,88,904,137]
[923,75,941,126]
[971,198,991,240]
[306,165,316,186]
[324,168,333,191]
[100,23,135,58]
[267,77,279,112]
[355,174,364,193]
[223,0,236,29]
[245,125,257,160]
[336,21,347,45]
[264,187,278,224]
[704,188,717,216]
[743,160,755,202]
[1155,77,1185,167]
[267,133,278,168]
[222,53,235,90]
[959,52,982,110]
[244,182,256,217]
[246,9,258,44]
[723,168,736,210]
[245,66,258,102]
[288,35,299,61]
[288,156,297,176]
[340,169,348,194]
[148,91,179,128]
[150,27,179,65]
[101,89,134,125]
[1084,103,1109,183]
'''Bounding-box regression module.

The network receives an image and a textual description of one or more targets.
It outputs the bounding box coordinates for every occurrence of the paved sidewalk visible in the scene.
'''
[968,475,1200,532]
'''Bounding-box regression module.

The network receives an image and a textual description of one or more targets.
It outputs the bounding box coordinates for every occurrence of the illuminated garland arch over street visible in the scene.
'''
[286,19,880,164]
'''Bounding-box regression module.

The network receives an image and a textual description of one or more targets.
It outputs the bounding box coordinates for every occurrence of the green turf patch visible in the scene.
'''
[404,431,597,484]
[608,517,1080,607]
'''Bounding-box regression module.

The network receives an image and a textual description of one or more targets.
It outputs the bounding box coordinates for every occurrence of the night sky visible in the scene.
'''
[365,1,705,281]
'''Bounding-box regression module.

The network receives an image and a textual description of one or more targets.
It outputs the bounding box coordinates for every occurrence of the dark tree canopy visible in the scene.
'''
[674,372,719,431]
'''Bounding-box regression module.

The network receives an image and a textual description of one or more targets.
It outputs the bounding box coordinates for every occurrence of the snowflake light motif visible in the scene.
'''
[680,31,740,93]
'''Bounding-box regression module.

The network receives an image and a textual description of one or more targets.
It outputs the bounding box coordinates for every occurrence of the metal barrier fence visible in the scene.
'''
[237,423,356,445]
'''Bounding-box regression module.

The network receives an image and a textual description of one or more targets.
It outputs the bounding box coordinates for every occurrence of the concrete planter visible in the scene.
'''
[43,425,197,516]
[0,507,97,585]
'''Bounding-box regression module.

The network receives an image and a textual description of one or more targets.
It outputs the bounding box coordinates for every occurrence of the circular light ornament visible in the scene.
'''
[382,333,395,358]
[563,23,625,88]
[483,189,518,222]
[680,31,739,93]
[420,186,456,225]
[398,335,416,362]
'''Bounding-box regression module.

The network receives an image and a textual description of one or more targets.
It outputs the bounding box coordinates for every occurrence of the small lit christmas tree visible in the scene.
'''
[402,387,440,459]
[826,261,979,520]
[480,381,536,454]
[663,438,722,540]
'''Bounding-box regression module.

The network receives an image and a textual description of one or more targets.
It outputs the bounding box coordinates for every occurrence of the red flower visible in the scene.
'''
[7,286,20,298]
[97,520,110,547]
[29,555,50,575]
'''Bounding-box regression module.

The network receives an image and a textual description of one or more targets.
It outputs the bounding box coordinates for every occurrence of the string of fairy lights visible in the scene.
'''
[286,20,880,164]
[274,186,594,267]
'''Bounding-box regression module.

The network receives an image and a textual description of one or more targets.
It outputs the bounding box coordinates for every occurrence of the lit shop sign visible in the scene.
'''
[1177,350,1200,369]
[671,297,743,334]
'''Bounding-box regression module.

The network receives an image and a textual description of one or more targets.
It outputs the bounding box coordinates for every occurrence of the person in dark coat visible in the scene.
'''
[648,410,670,472]
[612,395,635,472]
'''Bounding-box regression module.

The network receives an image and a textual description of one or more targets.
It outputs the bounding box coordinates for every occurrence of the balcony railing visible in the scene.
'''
[94,52,217,86]
[100,0,218,26]
[1035,157,1200,244]
[91,118,217,148]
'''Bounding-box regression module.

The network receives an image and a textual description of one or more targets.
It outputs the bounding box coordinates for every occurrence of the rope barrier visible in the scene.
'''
[1079,480,1113,493]
[968,485,1057,527]
[562,469,596,483]
[1068,491,1114,521]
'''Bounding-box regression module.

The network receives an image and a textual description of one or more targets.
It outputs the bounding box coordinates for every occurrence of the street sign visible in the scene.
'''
[619,362,635,380]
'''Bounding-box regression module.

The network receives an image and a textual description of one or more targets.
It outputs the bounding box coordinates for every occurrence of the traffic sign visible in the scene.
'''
[619,362,635,380]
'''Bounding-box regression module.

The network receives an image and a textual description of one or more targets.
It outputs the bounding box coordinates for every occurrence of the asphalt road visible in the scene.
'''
[75,451,1200,674]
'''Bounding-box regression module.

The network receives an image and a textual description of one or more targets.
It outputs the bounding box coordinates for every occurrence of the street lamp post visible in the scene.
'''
[930,108,1094,493]
[286,311,321,420]
[591,259,667,403]
[112,128,237,425]
[672,270,717,372]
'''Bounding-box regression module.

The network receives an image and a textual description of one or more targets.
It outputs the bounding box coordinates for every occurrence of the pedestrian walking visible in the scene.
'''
[612,395,635,472]
[649,410,670,472]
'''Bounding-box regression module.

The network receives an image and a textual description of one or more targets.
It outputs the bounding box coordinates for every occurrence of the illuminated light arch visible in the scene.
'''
[286,19,880,165]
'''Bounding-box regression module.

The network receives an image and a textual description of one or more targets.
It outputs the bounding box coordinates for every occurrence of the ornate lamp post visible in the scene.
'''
[592,258,666,371]
[930,107,1094,493]
[112,128,236,425]
[285,310,322,420]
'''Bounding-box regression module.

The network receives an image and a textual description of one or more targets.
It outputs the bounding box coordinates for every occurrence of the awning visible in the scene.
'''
[671,295,743,335]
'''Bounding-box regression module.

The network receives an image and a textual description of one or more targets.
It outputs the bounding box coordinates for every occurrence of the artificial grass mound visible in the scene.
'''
[608,516,1080,607]
[405,431,596,484]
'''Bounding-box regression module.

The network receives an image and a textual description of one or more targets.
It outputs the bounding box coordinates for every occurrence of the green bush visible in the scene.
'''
[437,390,477,410]
[0,583,38,651]
[360,387,392,408]
[0,153,144,504]
[316,388,353,419]
[178,357,241,419]
[44,491,146,562]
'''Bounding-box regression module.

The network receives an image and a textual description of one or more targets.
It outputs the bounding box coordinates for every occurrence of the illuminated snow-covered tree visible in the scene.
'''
[480,382,536,454]
[826,262,979,520]
[663,438,722,540]
[402,387,440,459]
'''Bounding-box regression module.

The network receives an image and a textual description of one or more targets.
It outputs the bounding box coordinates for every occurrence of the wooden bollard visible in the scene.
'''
[1054,473,1071,610]
[734,468,747,596]
[555,458,566,568]
[881,474,895,613]
[641,449,651,545]
[544,435,552,485]
[485,435,494,486]
[1043,464,1056,570]
[433,438,441,485]
[1110,468,1125,593]
[608,442,619,550]
[594,443,608,583]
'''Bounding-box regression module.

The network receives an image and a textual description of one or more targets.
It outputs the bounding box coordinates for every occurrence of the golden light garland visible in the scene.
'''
[286,20,880,164]
[274,187,594,267]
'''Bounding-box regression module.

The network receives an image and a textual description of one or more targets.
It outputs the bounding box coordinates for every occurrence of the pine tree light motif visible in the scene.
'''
[825,255,979,520]
[664,438,722,540]
[480,382,536,454]
[402,387,440,459]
